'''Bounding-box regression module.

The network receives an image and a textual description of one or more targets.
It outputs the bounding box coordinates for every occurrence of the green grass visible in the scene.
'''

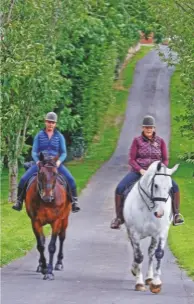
[168,68,194,280]
[0,46,152,266]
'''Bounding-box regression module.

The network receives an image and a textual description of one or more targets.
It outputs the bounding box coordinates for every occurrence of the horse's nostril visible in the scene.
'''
[154,211,163,218]
[42,196,54,203]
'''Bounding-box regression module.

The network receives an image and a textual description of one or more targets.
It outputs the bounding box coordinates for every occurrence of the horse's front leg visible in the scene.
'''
[55,217,68,271]
[128,230,145,291]
[43,222,59,280]
[32,221,47,275]
[145,237,157,285]
[150,236,167,294]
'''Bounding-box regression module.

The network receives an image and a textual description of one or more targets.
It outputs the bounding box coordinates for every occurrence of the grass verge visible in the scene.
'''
[168,68,194,280]
[1,46,152,266]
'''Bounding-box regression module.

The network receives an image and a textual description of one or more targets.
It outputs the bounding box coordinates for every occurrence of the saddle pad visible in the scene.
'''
[26,174,37,191]
[57,174,72,202]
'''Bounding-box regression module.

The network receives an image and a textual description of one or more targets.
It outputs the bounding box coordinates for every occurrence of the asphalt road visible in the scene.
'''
[1,46,194,304]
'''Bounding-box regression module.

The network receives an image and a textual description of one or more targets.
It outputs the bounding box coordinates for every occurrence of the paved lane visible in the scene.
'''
[2,46,194,304]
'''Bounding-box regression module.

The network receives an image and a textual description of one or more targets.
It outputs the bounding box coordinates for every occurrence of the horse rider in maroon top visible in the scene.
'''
[110,115,184,229]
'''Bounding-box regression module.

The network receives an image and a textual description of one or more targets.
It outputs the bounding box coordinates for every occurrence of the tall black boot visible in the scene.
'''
[110,194,124,229]
[71,188,80,213]
[12,187,25,211]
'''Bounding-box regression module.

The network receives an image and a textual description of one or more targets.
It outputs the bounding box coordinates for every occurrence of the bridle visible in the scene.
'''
[138,173,171,211]
[37,162,58,201]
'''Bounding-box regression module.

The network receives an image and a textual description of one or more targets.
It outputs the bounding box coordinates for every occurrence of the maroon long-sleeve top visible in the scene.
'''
[129,133,168,172]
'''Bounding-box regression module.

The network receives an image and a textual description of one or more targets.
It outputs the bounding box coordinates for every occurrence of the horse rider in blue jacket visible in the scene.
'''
[12,112,80,213]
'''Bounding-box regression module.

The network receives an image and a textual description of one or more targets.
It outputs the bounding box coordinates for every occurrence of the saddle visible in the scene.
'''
[24,162,73,202]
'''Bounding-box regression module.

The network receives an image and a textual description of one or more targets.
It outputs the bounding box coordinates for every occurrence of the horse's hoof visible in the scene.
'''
[37,264,47,274]
[41,268,47,275]
[145,278,153,285]
[150,283,162,294]
[135,284,146,291]
[36,265,42,273]
[43,273,55,281]
[55,263,63,271]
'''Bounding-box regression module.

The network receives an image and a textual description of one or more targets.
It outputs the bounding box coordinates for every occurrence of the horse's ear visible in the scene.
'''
[168,163,180,175]
[157,161,162,171]
[39,152,44,162]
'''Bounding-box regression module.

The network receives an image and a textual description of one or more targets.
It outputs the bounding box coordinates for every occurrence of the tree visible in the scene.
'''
[148,0,194,148]
[1,1,73,201]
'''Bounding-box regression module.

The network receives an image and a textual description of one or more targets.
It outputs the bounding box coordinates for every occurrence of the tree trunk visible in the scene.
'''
[8,159,18,203]
[7,0,16,23]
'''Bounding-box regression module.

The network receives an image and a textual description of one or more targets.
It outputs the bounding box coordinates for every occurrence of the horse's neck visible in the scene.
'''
[33,177,39,193]
[140,172,152,192]
[136,172,154,207]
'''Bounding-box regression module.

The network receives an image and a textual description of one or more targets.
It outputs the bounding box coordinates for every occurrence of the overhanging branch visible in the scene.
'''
[175,1,194,17]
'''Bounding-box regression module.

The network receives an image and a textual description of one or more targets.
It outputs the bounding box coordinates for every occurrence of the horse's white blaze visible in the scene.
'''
[123,161,179,292]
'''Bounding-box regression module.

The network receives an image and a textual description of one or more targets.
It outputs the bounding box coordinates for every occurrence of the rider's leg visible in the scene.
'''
[110,171,141,229]
[58,165,80,213]
[12,165,38,211]
[171,180,184,226]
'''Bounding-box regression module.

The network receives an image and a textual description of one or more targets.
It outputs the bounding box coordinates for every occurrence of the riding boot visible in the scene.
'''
[12,187,26,211]
[110,194,124,229]
[172,191,184,226]
[71,188,80,213]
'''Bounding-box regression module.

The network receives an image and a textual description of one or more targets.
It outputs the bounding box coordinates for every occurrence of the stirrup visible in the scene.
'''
[72,202,80,213]
[173,213,184,226]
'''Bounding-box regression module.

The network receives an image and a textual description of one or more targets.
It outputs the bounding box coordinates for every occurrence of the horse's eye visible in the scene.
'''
[154,184,158,189]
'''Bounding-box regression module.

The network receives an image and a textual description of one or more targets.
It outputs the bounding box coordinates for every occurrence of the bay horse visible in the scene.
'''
[25,152,71,280]
[123,161,179,293]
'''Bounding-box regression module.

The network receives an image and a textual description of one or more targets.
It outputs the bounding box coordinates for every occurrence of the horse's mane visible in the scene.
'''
[147,161,166,174]
[156,161,162,171]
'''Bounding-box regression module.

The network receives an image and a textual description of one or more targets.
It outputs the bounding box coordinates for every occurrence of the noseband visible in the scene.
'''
[138,173,171,211]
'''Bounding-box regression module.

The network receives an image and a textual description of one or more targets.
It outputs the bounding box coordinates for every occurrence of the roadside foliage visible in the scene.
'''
[148,0,194,162]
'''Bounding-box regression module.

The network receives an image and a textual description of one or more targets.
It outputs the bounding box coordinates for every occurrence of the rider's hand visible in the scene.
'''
[36,161,40,166]
[140,169,146,176]
[56,160,61,168]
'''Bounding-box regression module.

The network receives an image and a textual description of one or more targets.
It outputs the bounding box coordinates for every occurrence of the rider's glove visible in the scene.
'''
[56,160,61,168]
